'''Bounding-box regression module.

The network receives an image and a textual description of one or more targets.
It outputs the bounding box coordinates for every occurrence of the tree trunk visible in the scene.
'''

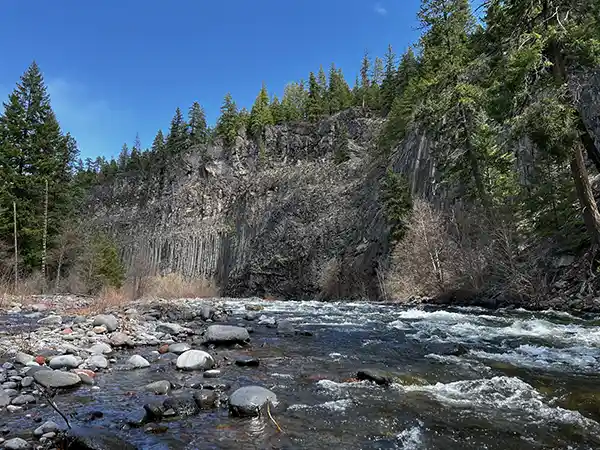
[570,143,600,245]
[13,202,18,291]
[41,178,48,290]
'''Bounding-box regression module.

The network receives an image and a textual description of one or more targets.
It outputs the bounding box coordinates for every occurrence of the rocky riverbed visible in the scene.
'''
[0,297,600,449]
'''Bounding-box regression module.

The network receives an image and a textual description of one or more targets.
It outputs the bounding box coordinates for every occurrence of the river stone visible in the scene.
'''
[200,305,213,320]
[20,376,33,388]
[142,380,171,395]
[87,355,109,370]
[93,314,118,332]
[356,369,394,385]
[156,322,189,335]
[229,386,277,417]
[88,343,112,355]
[11,394,35,405]
[193,390,218,409]
[203,369,221,378]
[168,343,191,355]
[49,355,80,370]
[204,325,250,345]
[34,420,59,437]
[0,391,10,407]
[37,314,62,326]
[34,369,81,388]
[163,392,199,417]
[3,437,31,449]
[235,356,259,367]
[2,382,17,390]
[30,303,49,312]
[15,352,34,366]
[127,355,150,369]
[63,427,137,450]
[143,401,165,419]
[176,350,214,371]
[110,332,134,347]
[276,320,296,336]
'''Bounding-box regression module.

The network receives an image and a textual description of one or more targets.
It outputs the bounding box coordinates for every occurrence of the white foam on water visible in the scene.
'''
[396,376,600,431]
[388,320,410,330]
[288,398,354,413]
[396,424,425,450]
[316,379,372,397]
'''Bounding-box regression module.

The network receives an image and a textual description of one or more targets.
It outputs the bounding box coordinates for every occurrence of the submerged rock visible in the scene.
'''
[176,350,214,371]
[229,386,277,417]
[33,369,81,388]
[356,369,394,385]
[204,325,250,345]
[93,314,118,332]
[62,427,137,450]
[193,390,218,409]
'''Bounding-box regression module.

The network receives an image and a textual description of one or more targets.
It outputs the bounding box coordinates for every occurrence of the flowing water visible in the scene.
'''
[3,300,600,449]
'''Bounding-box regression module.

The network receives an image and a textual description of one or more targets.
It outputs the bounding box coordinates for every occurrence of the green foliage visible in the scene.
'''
[216,93,240,147]
[270,95,284,124]
[188,102,208,146]
[166,107,188,154]
[281,82,307,122]
[307,72,324,122]
[327,64,353,115]
[381,170,413,241]
[249,83,274,137]
[83,233,125,292]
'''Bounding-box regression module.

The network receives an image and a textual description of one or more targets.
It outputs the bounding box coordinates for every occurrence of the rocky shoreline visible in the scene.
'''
[0,295,310,449]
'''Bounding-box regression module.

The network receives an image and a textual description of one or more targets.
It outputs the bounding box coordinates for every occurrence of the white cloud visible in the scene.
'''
[374,3,387,15]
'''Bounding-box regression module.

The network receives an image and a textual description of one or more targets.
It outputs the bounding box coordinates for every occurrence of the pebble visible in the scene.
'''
[88,343,112,355]
[20,377,33,388]
[93,325,108,334]
[203,369,221,378]
[127,355,150,369]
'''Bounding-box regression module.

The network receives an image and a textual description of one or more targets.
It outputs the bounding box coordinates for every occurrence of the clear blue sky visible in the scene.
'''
[0,0,425,160]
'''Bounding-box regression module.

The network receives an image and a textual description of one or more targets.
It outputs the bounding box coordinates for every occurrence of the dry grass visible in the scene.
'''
[138,273,218,300]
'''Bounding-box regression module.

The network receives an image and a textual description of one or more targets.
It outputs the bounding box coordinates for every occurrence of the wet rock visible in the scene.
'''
[49,355,80,370]
[203,369,221,378]
[276,320,296,336]
[245,304,264,311]
[229,386,277,417]
[87,343,112,355]
[162,393,199,417]
[0,391,10,407]
[34,421,59,437]
[20,376,33,388]
[244,312,258,321]
[37,315,62,325]
[200,305,213,321]
[193,390,218,409]
[93,314,118,332]
[127,355,150,369]
[176,350,214,371]
[86,355,108,370]
[6,405,22,413]
[258,315,277,327]
[184,375,204,389]
[15,352,34,366]
[204,325,250,345]
[3,437,31,449]
[11,394,35,405]
[235,356,259,367]
[156,322,189,335]
[63,427,137,450]
[143,402,165,419]
[109,332,134,347]
[33,369,81,388]
[142,380,171,395]
[357,369,394,385]
[167,343,191,355]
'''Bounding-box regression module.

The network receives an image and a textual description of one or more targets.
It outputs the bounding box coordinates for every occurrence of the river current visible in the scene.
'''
[4,300,600,449]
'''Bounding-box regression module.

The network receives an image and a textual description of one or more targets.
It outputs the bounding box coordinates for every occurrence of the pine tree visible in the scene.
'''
[327,64,352,114]
[151,129,166,155]
[249,83,274,137]
[117,143,130,170]
[307,72,324,122]
[216,93,240,147]
[271,95,284,125]
[187,102,207,147]
[281,82,307,122]
[166,107,188,155]
[380,45,398,115]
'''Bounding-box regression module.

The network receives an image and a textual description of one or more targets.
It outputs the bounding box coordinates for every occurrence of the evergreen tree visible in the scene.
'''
[271,95,284,125]
[307,72,324,122]
[281,82,307,122]
[327,64,352,114]
[0,62,77,272]
[165,107,188,155]
[216,93,240,147]
[188,102,207,146]
[381,45,398,115]
[396,48,419,97]
[151,129,166,155]
[249,83,274,137]
[117,143,130,170]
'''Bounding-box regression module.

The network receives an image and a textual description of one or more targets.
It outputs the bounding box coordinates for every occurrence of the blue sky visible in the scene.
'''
[0,0,425,160]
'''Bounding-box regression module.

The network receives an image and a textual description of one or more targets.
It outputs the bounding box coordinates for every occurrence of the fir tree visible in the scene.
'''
[166,107,188,155]
[249,83,274,137]
[188,101,207,146]
[380,45,398,115]
[216,93,240,147]
[307,72,324,122]
[281,82,307,122]
[271,95,284,125]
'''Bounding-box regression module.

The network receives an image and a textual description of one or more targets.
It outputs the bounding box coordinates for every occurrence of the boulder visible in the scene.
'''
[176,350,214,371]
[276,320,296,336]
[229,386,277,417]
[127,355,150,369]
[93,314,118,332]
[34,421,59,437]
[142,380,171,395]
[110,332,134,347]
[356,369,394,385]
[37,315,62,326]
[167,343,191,355]
[87,343,112,355]
[86,355,108,370]
[3,438,31,450]
[33,370,81,388]
[204,325,249,345]
[49,355,80,370]
[15,352,34,366]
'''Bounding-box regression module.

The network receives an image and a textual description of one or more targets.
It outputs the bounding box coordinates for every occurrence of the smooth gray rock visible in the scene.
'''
[33,370,81,388]
[37,315,62,325]
[229,386,277,417]
[276,320,297,336]
[127,355,150,369]
[34,421,59,437]
[87,343,112,355]
[176,350,214,371]
[87,355,108,370]
[204,325,250,345]
[110,332,134,347]
[20,376,33,388]
[156,322,189,335]
[200,305,213,320]
[203,369,221,378]
[235,356,259,367]
[15,352,34,366]
[49,355,80,370]
[3,437,31,449]
[93,314,118,332]
[0,390,10,407]
[168,343,191,355]
[11,394,35,405]
[142,380,171,395]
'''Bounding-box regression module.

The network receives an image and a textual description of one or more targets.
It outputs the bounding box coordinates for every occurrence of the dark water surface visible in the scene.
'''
[3,300,600,449]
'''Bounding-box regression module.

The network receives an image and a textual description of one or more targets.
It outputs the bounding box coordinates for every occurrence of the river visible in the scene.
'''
[3,300,600,449]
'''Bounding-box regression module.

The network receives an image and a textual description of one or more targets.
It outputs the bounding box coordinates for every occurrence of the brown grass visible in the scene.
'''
[137,273,218,300]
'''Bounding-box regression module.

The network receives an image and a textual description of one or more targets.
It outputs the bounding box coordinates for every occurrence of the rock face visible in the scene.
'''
[204,325,249,345]
[229,386,277,417]
[176,350,214,371]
